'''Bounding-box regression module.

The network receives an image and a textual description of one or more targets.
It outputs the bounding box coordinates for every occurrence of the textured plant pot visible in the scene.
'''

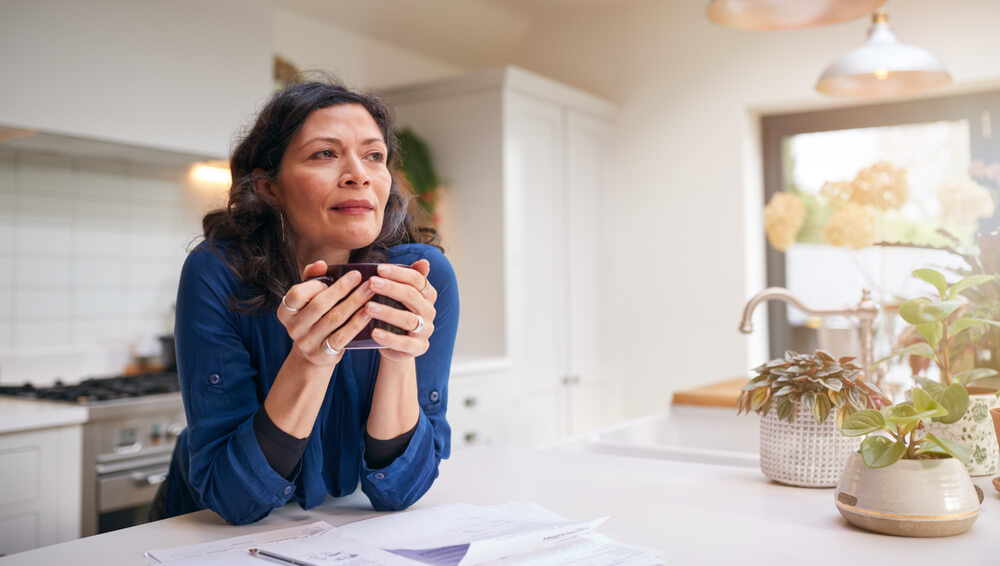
[835,452,981,537]
[759,403,862,487]
[992,408,1000,458]
[925,392,1000,476]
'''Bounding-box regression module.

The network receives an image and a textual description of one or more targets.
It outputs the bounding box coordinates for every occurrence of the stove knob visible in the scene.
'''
[166,423,184,439]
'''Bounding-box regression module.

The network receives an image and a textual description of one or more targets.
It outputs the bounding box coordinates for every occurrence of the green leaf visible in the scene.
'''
[948,274,997,299]
[920,433,971,463]
[821,378,844,392]
[911,387,948,419]
[861,436,906,468]
[750,387,769,412]
[835,404,854,431]
[917,322,942,350]
[914,268,948,298]
[775,385,795,397]
[812,393,831,424]
[914,376,945,397]
[934,383,970,424]
[899,299,962,325]
[874,342,937,367]
[841,409,885,436]
[776,395,794,422]
[949,317,987,337]
[847,387,867,411]
[954,368,1000,387]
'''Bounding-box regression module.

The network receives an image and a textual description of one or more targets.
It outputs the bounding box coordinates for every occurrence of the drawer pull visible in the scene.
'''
[464,397,478,408]
[464,432,478,444]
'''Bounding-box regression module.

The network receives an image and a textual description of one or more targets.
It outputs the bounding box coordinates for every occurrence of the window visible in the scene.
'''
[760,91,1000,386]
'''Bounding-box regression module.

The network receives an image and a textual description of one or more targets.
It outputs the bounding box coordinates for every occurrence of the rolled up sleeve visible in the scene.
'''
[175,246,296,525]
[360,245,459,510]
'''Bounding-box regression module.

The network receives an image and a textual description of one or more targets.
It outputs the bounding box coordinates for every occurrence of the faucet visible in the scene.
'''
[739,287,880,386]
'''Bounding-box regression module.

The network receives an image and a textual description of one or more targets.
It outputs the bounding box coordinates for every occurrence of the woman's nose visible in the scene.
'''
[339,155,370,187]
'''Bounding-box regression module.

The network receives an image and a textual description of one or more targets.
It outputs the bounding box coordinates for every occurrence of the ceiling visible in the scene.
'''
[273,0,638,68]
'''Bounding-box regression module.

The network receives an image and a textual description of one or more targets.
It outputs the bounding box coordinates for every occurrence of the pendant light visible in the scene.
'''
[815,10,951,98]
[707,0,887,31]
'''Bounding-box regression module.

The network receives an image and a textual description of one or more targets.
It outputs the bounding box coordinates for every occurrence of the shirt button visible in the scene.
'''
[283,485,293,495]
[208,373,221,385]
[374,472,385,480]
[429,390,440,402]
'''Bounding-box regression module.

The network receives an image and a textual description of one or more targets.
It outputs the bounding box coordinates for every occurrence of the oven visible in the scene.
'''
[0,372,186,536]
[82,394,185,535]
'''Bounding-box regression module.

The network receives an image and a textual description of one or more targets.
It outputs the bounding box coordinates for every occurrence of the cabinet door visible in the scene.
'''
[504,93,570,443]
[0,426,81,555]
[564,110,622,435]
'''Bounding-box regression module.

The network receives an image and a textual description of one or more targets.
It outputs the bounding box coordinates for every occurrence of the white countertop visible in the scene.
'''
[0,397,88,434]
[2,445,998,565]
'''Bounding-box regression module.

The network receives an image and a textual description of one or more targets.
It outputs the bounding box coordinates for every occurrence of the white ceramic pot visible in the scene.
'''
[759,403,862,487]
[835,451,982,537]
[925,392,1000,476]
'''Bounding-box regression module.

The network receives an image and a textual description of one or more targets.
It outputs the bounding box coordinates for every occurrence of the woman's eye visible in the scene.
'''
[313,149,334,159]
[366,152,385,162]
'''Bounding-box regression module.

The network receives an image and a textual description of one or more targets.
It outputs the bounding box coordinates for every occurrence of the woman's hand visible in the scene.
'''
[277,261,374,367]
[366,260,437,363]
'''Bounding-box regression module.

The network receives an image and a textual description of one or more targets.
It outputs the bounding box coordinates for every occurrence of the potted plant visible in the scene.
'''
[835,389,982,537]
[883,267,1000,475]
[737,350,889,487]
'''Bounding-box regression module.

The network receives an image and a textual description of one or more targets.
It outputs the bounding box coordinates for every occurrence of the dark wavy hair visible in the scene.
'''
[202,76,440,313]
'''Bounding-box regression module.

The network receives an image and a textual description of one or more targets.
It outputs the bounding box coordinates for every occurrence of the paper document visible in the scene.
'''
[145,504,663,565]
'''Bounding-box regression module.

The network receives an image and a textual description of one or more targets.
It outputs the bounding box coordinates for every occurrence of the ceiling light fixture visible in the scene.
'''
[815,10,951,98]
[707,0,887,31]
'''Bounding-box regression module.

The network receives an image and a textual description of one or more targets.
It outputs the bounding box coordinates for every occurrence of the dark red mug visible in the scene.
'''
[309,263,408,349]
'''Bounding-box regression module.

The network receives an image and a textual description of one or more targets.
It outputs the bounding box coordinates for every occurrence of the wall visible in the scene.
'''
[272,7,462,91]
[0,149,218,383]
[507,0,1000,418]
[0,0,272,157]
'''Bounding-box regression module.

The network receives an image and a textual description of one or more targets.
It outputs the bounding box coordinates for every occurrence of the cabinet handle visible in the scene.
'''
[464,396,478,408]
[562,375,581,386]
[464,432,478,444]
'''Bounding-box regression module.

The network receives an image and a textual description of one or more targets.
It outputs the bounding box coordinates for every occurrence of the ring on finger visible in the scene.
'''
[281,294,299,313]
[419,278,430,295]
[410,313,425,335]
[322,338,341,356]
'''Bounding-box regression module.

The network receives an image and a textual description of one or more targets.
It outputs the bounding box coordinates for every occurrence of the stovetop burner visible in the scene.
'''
[0,372,181,404]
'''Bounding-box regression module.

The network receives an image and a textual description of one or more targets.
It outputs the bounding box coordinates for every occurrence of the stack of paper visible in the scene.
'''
[146,503,662,565]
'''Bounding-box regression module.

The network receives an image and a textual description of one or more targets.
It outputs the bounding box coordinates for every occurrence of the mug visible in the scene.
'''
[309,263,408,349]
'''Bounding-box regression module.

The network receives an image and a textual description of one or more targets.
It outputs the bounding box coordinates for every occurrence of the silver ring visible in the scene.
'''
[322,338,340,356]
[281,294,299,313]
[411,314,425,335]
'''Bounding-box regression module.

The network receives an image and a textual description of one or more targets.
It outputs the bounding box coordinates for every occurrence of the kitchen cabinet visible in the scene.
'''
[0,424,82,556]
[383,67,623,446]
[0,0,272,157]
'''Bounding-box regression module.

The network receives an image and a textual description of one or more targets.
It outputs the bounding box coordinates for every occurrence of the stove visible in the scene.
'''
[0,372,187,536]
[0,372,181,404]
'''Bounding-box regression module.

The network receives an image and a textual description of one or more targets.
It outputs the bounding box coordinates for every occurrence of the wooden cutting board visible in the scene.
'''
[671,377,750,408]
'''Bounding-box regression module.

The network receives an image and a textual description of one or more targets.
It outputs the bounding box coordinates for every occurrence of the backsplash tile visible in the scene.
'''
[0,149,218,382]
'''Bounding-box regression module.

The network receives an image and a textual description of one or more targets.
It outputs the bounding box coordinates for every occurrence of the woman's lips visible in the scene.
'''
[331,199,374,215]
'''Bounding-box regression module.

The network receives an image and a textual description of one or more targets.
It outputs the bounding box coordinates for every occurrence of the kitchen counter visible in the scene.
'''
[2,445,998,565]
[0,397,87,434]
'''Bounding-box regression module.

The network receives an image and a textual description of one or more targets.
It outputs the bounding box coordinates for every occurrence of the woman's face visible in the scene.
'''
[265,103,392,263]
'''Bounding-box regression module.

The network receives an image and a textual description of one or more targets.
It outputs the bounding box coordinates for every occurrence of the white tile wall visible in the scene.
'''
[0,149,208,366]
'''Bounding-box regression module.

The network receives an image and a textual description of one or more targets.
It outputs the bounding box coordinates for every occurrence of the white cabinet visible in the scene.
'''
[384,67,623,447]
[0,0,272,157]
[0,425,82,556]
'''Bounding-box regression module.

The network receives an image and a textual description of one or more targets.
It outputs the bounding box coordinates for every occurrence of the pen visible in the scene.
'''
[248,548,317,566]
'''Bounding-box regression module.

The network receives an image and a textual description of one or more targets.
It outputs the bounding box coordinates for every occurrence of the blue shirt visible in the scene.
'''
[163,242,458,525]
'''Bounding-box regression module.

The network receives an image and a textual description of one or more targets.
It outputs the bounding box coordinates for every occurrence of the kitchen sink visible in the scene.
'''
[586,407,760,468]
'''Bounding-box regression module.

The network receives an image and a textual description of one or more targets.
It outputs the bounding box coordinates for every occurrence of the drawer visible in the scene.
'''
[97,463,168,513]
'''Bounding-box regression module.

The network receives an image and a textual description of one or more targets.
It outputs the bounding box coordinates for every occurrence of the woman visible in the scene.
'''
[156,79,458,525]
